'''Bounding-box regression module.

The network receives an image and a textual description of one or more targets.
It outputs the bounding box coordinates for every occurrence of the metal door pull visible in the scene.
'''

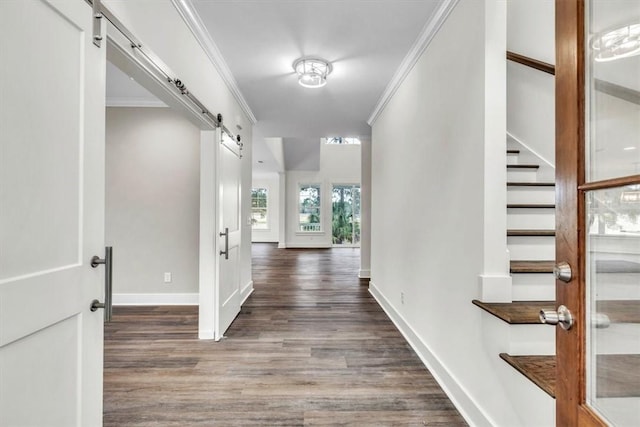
[90,246,113,322]
[220,228,229,259]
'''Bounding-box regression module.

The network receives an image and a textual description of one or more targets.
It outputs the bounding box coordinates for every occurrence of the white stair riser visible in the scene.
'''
[508,236,555,260]
[507,169,538,182]
[509,324,555,355]
[592,274,640,300]
[507,153,519,165]
[512,273,555,300]
[507,209,556,229]
[594,324,640,354]
[507,187,556,204]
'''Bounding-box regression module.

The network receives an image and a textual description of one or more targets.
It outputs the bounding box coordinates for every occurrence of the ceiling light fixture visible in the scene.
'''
[592,22,640,62]
[293,57,333,88]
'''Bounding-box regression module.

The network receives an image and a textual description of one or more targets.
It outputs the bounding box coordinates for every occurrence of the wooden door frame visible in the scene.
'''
[556,1,629,425]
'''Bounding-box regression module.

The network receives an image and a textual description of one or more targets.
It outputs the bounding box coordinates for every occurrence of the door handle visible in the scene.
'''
[554,261,572,283]
[539,305,573,330]
[90,246,113,322]
[220,227,229,260]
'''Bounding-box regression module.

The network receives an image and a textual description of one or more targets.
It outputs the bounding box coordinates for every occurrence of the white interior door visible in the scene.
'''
[0,0,105,425]
[216,130,242,339]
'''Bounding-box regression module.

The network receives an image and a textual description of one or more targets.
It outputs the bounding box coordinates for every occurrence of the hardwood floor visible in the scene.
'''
[104,243,467,426]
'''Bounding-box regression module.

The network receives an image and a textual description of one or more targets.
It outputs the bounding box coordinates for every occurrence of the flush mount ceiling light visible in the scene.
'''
[293,57,333,88]
[592,23,640,62]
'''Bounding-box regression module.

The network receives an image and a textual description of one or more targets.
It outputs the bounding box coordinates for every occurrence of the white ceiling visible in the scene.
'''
[106,1,442,173]
[190,0,441,171]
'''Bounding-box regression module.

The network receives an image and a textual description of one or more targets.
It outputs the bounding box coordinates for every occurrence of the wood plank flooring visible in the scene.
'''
[104,243,467,426]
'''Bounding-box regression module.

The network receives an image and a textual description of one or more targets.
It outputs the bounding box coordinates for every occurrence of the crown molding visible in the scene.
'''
[171,0,258,125]
[106,97,168,108]
[367,0,460,126]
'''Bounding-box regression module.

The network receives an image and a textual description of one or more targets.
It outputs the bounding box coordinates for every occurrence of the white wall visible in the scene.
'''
[370,1,552,425]
[106,107,200,301]
[104,0,254,296]
[507,0,556,167]
[285,142,361,248]
[252,173,280,243]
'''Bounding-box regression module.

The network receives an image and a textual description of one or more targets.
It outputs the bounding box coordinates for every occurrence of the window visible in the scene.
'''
[299,185,321,231]
[251,188,268,229]
[325,137,361,145]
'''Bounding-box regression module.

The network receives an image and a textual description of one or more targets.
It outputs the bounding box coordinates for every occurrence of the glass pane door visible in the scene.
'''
[332,185,361,246]
[585,1,640,425]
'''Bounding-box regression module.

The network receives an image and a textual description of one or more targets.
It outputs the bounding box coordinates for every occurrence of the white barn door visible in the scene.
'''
[216,130,242,339]
[0,0,106,425]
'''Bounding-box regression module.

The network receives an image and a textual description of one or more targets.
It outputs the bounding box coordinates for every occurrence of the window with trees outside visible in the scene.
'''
[299,185,321,232]
[251,188,268,229]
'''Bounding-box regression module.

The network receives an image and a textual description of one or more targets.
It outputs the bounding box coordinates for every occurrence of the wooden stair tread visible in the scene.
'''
[597,300,640,324]
[500,354,640,398]
[507,149,520,154]
[508,229,555,236]
[472,300,554,324]
[507,164,540,169]
[507,182,555,187]
[473,299,640,324]
[510,260,555,273]
[500,354,555,397]
[507,204,555,209]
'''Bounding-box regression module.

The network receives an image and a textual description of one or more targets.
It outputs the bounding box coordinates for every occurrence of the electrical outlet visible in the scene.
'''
[401,292,405,305]
[164,272,172,283]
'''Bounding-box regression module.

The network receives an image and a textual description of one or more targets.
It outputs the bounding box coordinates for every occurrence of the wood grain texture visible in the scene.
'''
[472,300,555,324]
[510,260,555,274]
[104,244,467,426]
[507,229,556,237]
[506,51,556,75]
[500,354,640,399]
[507,182,555,187]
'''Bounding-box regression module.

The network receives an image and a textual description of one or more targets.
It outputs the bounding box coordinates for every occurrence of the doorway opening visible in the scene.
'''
[332,184,361,247]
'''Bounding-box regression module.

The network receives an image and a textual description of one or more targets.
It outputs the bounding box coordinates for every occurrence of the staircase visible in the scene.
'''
[474,142,640,406]
[473,141,558,399]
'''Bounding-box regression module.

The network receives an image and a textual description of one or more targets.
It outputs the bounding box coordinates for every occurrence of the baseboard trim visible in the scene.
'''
[284,242,332,249]
[113,293,198,306]
[369,281,494,427]
[507,131,555,169]
[241,280,254,305]
[358,269,371,279]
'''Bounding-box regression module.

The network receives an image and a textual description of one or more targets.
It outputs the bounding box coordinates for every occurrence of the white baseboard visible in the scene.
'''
[113,293,198,306]
[241,280,254,305]
[358,269,371,279]
[285,242,332,248]
[507,131,555,169]
[369,281,494,427]
[277,242,286,248]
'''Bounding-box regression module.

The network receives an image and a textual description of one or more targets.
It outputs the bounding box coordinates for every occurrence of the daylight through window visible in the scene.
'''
[299,185,321,231]
[251,188,268,229]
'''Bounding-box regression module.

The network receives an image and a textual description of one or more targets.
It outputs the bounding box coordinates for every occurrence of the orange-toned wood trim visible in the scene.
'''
[507,51,556,75]
[579,174,640,191]
[555,0,587,425]
[578,405,608,427]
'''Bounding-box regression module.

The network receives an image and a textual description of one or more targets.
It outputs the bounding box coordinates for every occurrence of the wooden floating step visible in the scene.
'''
[500,353,640,398]
[474,300,640,324]
[507,182,555,187]
[507,164,540,169]
[508,229,555,237]
[510,260,555,274]
[507,149,520,154]
[507,204,555,209]
[472,300,554,324]
[500,354,555,397]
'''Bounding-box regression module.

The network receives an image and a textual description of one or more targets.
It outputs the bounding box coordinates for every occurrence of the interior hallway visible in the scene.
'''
[104,244,466,425]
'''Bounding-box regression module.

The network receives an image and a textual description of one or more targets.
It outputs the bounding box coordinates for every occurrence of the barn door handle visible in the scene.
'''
[220,228,229,259]
[90,246,113,322]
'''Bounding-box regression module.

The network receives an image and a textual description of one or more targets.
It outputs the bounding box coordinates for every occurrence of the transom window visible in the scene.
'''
[325,137,361,145]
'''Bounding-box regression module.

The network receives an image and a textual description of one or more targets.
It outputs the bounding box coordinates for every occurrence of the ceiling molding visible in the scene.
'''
[171,0,258,125]
[106,97,168,108]
[367,0,460,126]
